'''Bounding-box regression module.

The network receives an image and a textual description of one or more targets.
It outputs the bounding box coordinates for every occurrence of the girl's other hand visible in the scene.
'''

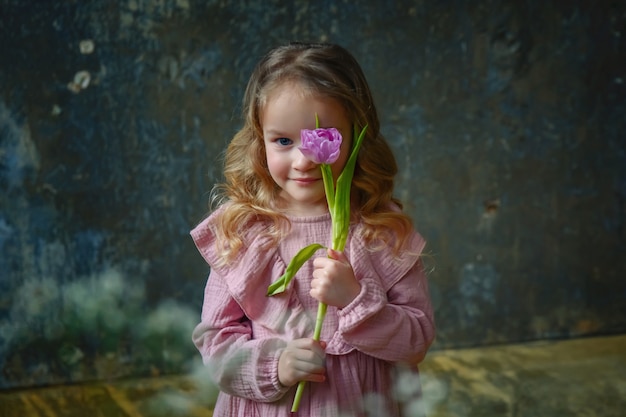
[310,249,360,308]
[278,338,327,387]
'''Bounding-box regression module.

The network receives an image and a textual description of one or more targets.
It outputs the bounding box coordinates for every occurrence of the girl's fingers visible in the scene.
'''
[278,338,327,386]
[310,252,359,308]
[294,359,326,375]
[292,338,326,356]
[327,248,349,264]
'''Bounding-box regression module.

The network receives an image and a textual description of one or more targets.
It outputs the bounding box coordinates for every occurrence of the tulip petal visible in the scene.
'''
[299,128,342,164]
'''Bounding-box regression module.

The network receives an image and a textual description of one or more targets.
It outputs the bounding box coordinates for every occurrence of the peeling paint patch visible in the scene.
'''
[459,262,499,319]
[50,105,62,116]
[0,102,40,189]
[79,39,95,54]
[0,217,13,251]
[477,198,501,233]
[67,70,91,93]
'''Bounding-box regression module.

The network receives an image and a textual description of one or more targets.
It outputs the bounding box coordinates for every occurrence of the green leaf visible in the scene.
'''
[266,243,326,296]
[332,125,368,251]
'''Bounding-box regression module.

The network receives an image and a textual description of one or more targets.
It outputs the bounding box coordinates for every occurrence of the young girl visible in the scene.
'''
[191,42,435,416]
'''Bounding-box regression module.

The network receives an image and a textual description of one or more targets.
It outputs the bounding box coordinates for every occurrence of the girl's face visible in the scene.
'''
[262,83,352,216]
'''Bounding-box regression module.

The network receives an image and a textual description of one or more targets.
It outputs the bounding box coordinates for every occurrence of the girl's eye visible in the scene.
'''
[277,137,292,146]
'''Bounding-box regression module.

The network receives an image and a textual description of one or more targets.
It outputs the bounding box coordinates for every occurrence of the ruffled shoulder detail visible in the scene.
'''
[348,223,426,292]
[189,207,275,275]
[190,208,314,334]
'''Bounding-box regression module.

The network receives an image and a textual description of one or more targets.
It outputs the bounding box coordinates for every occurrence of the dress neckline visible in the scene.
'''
[286,212,332,223]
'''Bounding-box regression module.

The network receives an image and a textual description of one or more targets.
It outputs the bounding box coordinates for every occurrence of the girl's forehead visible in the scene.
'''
[260,83,350,134]
[262,80,313,102]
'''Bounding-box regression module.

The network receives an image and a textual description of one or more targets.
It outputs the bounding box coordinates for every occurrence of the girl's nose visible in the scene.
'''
[294,150,317,170]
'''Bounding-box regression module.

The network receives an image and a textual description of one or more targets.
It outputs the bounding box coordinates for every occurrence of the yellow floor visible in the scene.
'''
[1,334,624,416]
[420,334,626,417]
[0,375,214,417]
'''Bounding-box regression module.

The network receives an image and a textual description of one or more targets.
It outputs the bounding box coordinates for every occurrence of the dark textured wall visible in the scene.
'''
[1,0,624,389]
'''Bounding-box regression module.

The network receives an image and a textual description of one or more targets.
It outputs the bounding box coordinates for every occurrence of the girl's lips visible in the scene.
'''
[292,177,320,184]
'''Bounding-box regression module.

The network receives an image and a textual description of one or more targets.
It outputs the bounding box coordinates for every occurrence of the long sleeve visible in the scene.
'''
[335,258,435,364]
[191,269,291,403]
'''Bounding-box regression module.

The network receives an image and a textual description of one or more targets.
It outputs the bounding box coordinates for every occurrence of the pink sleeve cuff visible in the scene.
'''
[261,346,291,402]
[337,278,386,333]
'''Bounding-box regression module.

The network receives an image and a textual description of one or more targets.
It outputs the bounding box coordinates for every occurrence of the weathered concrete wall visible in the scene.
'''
[0,0,624,388]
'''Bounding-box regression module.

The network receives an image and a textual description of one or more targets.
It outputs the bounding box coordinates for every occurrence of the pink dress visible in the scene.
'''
[191,211,435,417]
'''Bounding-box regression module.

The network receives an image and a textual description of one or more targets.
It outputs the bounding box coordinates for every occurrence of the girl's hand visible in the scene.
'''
[278,338,326,387]
[310,249,361,309]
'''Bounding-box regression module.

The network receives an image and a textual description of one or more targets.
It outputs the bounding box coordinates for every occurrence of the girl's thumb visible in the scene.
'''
[327,248,348,263]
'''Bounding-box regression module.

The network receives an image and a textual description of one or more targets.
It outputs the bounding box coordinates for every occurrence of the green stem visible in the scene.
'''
[291,302,327,412]
[320,164,335,215]
[292,382,305,412]
[313,302,328,341]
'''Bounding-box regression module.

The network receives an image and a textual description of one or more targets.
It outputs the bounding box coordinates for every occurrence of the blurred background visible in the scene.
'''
[1,0,625,415]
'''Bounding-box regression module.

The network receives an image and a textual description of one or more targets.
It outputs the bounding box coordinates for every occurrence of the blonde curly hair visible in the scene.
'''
[209,42,414,266]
